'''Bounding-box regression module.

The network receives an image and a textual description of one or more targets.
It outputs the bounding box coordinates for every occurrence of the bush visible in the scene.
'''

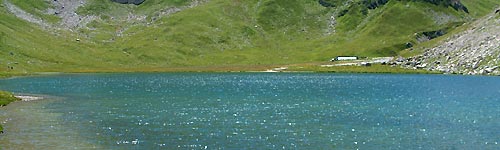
[0,91,20,106]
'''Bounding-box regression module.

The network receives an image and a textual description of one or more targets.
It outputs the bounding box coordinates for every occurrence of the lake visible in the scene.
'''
[0,73,499,149]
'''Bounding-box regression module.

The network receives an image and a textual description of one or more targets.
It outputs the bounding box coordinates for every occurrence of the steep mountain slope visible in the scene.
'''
[0,0,499,74]
[398,10,500,75]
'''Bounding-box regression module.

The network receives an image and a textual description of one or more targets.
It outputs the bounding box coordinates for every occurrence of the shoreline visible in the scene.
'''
[0,93,46,107]
[14,95,44,102]
[2,66,437,77]
[0,62,439,78]
[0,93,50,134]
[1,65,497,91]
[3,69,498,81]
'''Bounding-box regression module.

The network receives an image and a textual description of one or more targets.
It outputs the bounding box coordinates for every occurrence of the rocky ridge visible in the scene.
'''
[394,9,500,75]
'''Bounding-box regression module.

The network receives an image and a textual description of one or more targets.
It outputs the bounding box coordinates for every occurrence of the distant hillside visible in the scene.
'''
[320,0,468,12]
[0,0,499,74]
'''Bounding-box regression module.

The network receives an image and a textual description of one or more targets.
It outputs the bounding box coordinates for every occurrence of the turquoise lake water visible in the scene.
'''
[0,73,499,149]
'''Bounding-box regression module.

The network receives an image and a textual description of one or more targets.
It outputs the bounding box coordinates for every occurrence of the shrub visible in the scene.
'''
[0,91,20,106]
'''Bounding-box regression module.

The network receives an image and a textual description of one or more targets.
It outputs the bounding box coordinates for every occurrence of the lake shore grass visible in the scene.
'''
[1,63,436,77]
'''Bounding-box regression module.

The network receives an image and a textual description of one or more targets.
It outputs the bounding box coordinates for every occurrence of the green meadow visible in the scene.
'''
[0,0,499,75]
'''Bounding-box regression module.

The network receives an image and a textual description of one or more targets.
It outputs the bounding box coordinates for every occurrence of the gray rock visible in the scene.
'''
[485,66,498,73]
[396,56,405,62]
[479,69,487,75]
[360,62,372,66]
[416,63,427,69]
[111,0,146,5]
[472,62,480,69]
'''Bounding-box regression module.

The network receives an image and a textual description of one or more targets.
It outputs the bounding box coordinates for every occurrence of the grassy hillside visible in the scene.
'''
[7,0,60,23]
[0,0,499,74]
[0,4,110,73]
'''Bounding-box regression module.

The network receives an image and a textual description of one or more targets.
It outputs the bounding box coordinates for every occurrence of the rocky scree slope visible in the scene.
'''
[395,9,500,75]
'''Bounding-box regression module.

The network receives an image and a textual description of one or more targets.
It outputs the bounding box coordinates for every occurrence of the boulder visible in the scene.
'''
[472,62,480,69]
[478,69,487,75]
[416,63,427,69]
[485,66,498,73]
[396,56,405,62]
[360,62,372,66]
[493,70,500,75]
[406,61,417,67]
[111,0,145,5]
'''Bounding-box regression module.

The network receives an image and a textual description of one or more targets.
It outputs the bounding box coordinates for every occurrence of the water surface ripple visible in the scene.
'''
[0,73,499,149]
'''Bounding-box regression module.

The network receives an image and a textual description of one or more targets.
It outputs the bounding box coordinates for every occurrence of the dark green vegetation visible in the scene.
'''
[0,90,19,106]
[0,0,499,75]
[111,0,145,5]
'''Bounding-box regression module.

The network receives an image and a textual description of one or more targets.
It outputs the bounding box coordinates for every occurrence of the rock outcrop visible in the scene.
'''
[319,0,467,13]
[111,0,146,5]
[393,9,500,75]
